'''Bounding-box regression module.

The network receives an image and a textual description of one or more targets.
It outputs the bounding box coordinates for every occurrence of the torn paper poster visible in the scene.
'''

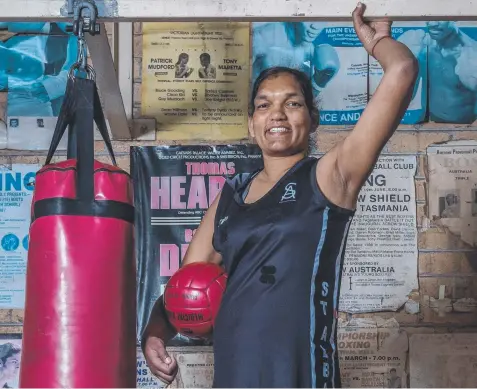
[338,318,408,388]
[427,140,477,247]
[339,156,418,313]
[169,348,214,388]
[409,333,477,387]
[137,346,214,388]
[369,23,428,125]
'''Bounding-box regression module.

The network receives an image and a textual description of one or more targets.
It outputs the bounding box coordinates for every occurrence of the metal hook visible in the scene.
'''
[73,1,99,36]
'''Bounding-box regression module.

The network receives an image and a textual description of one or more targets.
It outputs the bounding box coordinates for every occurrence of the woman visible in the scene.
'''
[142,3,418,388]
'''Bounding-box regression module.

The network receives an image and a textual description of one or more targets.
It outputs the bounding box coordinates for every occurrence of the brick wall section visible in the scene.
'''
[1,23,476,343]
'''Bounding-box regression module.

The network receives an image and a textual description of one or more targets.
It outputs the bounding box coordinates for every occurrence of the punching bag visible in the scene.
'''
[19,75,136,388]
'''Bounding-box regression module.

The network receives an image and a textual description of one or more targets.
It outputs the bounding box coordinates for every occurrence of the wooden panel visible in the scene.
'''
[85,23,132,139]
[2,0,477,21]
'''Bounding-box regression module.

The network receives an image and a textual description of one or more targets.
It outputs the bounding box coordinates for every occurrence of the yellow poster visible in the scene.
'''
[142,22,250,141]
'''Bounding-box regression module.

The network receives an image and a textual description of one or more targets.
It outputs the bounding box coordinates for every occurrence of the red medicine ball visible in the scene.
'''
[164,262,227,339]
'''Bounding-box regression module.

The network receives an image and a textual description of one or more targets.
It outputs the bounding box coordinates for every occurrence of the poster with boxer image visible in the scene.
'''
[369,22,428,125]
[427,22,477,124]
[252,22,368,126]
[0,22,78,150]
[141,22,250,141]
[0,164,39,309]
[132,145,263,346]
[0,336,22,389]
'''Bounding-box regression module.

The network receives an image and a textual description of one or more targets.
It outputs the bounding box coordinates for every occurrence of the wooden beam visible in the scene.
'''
[1,0,477,21]
[117,22,133,121]
[116,22,156,140]
[86,22,132,139]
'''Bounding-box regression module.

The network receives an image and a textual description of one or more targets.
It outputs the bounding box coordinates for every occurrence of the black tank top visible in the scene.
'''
[212,156,355,388]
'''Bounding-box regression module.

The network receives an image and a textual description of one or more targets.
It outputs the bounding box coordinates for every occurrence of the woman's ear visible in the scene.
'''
[248,116,255,139]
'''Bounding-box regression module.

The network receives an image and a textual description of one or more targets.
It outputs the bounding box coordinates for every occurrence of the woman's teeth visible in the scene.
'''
[270,127,288,133]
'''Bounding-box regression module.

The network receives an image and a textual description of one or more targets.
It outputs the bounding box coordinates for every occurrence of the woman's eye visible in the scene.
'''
[287,101,302,107]
[256,103,269,109]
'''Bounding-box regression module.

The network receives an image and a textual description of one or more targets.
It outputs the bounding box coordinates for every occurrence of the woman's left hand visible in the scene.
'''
[352,2,392,57]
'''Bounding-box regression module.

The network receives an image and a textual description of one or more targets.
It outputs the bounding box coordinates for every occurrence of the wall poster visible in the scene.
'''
[131,145,263,346]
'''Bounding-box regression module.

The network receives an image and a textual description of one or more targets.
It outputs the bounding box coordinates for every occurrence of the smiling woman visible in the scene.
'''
[248,66,319,159]
[142,3,419,388]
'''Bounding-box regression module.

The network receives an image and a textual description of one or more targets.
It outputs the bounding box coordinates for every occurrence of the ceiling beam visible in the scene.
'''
[1,0,477,21]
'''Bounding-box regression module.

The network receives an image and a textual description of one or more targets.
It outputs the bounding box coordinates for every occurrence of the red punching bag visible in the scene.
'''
[19,74,136,387]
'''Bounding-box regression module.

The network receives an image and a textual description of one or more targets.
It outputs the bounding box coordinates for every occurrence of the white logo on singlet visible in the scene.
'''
[219,216,229,225]
[280,182,297,203]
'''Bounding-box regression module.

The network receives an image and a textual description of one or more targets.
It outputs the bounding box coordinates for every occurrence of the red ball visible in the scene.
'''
[164,262,227,339]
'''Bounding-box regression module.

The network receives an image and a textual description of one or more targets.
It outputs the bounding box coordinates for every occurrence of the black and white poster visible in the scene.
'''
[131,145,263,346]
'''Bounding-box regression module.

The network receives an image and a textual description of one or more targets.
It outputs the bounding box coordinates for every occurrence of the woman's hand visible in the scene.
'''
[352,2,417,72]
[352,2,392,57]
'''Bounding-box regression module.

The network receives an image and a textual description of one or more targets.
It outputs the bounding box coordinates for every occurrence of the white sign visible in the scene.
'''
[427,140,477,247]
[339,156,418,312]
[0,164,39,309]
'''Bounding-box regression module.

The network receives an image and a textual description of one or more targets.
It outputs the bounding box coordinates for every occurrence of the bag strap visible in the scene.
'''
[73,77,95,202]
[45,77,117,167]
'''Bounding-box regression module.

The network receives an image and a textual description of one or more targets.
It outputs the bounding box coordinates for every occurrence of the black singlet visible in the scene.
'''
[211,156,356,388]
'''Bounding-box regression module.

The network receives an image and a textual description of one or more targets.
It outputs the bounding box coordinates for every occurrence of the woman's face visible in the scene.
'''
[249,73,312,158]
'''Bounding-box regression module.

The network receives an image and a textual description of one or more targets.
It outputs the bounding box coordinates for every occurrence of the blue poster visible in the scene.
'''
[427,22,477,124]
[0,22,77,149]
[370,23,428,125]
[252,22,367,126]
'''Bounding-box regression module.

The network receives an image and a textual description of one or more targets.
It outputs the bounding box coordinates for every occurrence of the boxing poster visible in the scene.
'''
[0,336,22,388]
[369,22,428,125]
[0,164,39,309]
[141,22,250,141]
[338,155,418,313]
[252,22,368,126]
[427,140,477,248]
[427,22,477,124]
[0,22,78,150]
[132,145,263,346]
[252,22,430,126]
[338,318,408,388]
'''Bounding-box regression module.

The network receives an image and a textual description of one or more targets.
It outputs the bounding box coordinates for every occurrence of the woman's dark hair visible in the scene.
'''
[249,66,319,128]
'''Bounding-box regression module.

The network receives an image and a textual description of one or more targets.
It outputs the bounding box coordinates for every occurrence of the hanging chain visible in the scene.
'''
[67,1,99,80]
